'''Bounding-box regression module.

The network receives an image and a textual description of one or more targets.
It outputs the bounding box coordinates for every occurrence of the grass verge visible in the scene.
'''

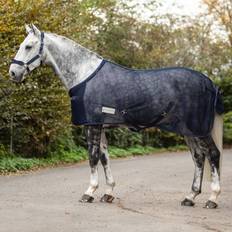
[0,145,187,174]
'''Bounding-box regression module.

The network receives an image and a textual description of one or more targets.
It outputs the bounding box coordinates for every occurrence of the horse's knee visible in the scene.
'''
[100,136,108,166]
[88,142,101,167]
[100,151,108,166]
[85,125,102,159]
[89,156,99,167]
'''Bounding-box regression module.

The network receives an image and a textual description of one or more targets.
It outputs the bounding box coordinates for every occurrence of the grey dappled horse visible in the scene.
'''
[9,25,223,209]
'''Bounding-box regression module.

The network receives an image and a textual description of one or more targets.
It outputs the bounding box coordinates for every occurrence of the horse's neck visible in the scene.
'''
[44,33,103,90]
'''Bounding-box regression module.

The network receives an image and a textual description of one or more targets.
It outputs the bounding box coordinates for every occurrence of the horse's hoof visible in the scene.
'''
[100,194,114,203]
[181,198,195,207]
[204,200,218,209]
[79,194,94,203]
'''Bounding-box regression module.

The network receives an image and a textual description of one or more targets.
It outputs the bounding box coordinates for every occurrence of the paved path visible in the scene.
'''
[0,150,231,232]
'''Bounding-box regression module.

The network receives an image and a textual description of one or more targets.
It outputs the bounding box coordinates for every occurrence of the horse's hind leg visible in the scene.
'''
[181,137,205,207]
[79,125,102,203]
[182,136,221,209]
[203,136,221,209]
[99,130,115,203]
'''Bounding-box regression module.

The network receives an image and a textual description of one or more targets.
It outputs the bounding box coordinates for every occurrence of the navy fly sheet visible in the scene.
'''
[69,60,224,137]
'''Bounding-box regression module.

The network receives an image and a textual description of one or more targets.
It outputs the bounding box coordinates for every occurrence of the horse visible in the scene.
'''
[9,24,224,209]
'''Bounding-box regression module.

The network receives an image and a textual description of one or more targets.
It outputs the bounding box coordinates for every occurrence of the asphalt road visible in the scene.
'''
[0,150,231,232]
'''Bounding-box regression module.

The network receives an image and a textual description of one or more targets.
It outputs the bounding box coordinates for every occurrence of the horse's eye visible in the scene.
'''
[25,45,32,50]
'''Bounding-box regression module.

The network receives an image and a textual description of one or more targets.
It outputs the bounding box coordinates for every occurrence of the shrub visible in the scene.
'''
[224,111,232,145]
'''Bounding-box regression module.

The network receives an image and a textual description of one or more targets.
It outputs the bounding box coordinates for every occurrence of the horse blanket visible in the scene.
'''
[69,60,224,137]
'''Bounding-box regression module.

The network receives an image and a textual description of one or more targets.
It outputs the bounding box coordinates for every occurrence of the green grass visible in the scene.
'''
[0,145,187,174]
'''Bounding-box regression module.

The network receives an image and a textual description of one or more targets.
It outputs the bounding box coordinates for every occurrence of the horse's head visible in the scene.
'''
[9,24,44,82]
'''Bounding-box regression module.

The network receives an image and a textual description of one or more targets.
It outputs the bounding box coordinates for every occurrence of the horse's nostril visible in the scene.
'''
[10,71,16,77]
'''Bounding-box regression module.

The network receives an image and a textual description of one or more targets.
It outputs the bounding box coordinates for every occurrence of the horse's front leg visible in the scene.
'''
[79,125,102,203]
[99,130,115,203]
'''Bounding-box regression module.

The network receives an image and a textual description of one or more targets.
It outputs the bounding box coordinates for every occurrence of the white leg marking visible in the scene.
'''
[104,163,115,196]
[186,166,202,201]
[100,133,115,196]
[209,167,221,203]
[85,167,99,196]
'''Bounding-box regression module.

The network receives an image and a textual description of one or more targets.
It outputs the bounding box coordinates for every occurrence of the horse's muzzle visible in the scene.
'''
[9,66,25,83]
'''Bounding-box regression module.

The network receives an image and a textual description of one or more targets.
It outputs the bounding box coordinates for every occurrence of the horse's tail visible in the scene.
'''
[204,113,223,181]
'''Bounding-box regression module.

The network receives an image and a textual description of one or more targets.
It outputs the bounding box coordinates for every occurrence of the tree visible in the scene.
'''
[203,0,232,46]
[1,0,232,157]
[0,0,118,156]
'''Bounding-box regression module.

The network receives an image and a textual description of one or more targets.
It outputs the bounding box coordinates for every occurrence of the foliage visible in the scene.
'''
[224,111,232,144]
[0,0,232,161]
[0,0,118,156]
[215,72,232,113]
[0,0,71,156]
[203,0,232,46]
[0,145,187,174]
[0,156,42,173]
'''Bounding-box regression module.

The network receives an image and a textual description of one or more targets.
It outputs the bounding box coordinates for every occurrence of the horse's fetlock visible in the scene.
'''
[107,181,115,187]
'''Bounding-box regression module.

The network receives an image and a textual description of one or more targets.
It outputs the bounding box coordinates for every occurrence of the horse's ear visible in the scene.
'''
[30,24,40,37]
[25,24,32,34]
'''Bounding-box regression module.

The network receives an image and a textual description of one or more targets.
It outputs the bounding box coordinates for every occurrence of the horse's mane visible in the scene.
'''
[46,32,101,58]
